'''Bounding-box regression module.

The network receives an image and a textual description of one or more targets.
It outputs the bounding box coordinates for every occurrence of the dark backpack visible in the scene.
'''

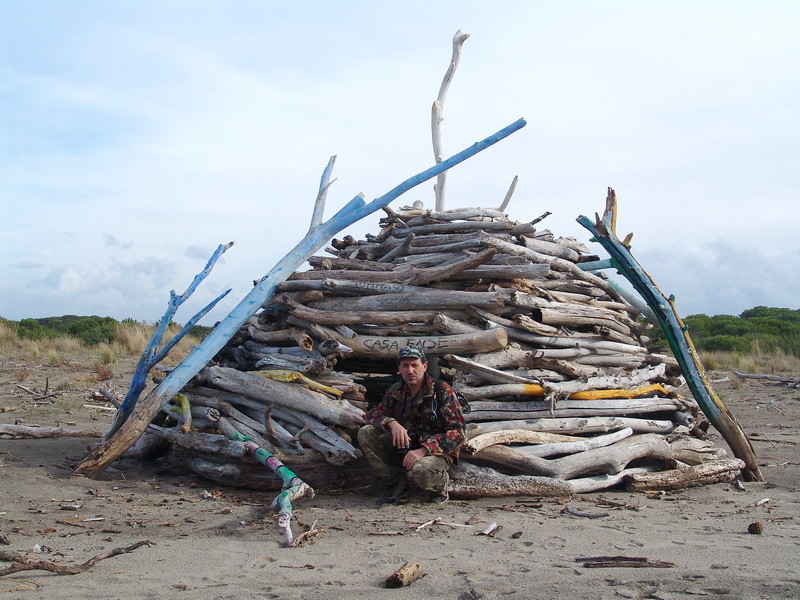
[430,379,471,423]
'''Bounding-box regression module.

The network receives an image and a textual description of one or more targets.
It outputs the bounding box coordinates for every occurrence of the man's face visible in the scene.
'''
[398,357,427,388]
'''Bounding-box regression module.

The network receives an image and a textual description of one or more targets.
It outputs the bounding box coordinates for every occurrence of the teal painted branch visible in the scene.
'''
[229,431,313,547]
[576,188,762,481]
[578,263,657,323]
[76,117,527,478]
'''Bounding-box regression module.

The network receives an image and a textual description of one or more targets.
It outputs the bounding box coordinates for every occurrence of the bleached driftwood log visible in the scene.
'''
[566,467,657,494]
[294,322,508,359]
[466,397,690,421]
[245,326,313,350]
[443,353,542,385]
[448,461,573,499]
[479,236,624,302]
[733,371,800,385]
[466,417,675,438]
[281,295,449,327]
[0,424,103,438]
[147,426,248,457]
[308,288,505,312]
[456,366,670,399]
[472,434,672,480]
[625,459,745,492]
[668,436,728,465]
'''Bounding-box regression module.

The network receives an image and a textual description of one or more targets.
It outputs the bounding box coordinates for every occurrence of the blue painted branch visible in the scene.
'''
[149,289,230,366]
[576,188,761,481]
[104,243,234,441]
[76,117,527,478]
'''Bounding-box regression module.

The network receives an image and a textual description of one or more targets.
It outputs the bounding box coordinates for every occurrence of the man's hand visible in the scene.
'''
[386,420,411,449]
[402,447,427,470]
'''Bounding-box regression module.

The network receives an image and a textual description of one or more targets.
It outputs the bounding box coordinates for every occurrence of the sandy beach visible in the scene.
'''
[2,353,798,599]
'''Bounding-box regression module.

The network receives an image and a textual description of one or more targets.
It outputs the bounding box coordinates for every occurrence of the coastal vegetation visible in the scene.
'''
[2,307,798,376]
[0,315,210,375]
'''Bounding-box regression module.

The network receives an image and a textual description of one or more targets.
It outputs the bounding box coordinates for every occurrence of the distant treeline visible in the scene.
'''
[3,308,799,356]
[684,306,800,356]
[0,315,213,346]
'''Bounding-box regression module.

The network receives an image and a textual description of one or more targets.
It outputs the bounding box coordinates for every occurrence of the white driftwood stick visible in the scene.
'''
[443,353,542,385]
[308,156,336,232]
[433,30,470,211]
[389,219,532,238]
[544,289,641,318]
[308,288,504,312]
[467,397,688,415]
[516,427,634,458]
[457,365,669,400]
[464,429,580,453]
[466,416,675,438]
[498,175,518,212]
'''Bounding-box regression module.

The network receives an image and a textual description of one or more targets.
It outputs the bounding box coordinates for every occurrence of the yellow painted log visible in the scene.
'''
[255,369,343,397]
[517,383,669,400]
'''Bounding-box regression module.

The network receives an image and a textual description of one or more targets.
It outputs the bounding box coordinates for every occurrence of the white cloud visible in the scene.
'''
[1,1,798,323]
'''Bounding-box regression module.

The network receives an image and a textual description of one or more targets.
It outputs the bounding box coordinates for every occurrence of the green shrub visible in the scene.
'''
[701,334,749,353]
[17,318,57,341]
[684,307,800,357]
[66,316,117,345]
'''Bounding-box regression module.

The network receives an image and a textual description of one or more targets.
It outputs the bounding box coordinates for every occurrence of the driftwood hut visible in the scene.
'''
[76,32,757,514]
[125,202,745,499]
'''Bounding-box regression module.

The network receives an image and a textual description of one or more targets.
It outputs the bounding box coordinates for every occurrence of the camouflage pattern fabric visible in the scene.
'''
[358,424,450,494]
[363,374,466,458]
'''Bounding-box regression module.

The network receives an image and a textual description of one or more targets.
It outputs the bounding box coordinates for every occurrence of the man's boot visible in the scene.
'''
[376,476,411,504]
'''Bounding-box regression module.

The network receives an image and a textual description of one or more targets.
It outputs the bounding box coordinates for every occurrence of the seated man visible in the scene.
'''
[358,346,466,504]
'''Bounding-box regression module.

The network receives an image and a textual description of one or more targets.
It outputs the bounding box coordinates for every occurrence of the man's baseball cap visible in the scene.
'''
[397,345,426,362]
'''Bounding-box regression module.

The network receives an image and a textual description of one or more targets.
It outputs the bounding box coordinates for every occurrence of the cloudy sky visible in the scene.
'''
[2,1,798,326]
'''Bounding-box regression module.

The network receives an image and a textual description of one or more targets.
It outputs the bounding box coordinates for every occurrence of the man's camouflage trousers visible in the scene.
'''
[357,424,449,494]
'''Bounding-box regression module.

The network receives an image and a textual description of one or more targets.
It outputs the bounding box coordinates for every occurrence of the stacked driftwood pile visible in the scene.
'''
[142,205,743,497]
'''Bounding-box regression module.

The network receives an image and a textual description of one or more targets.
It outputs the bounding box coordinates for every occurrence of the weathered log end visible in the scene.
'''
[386,561,426,588]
